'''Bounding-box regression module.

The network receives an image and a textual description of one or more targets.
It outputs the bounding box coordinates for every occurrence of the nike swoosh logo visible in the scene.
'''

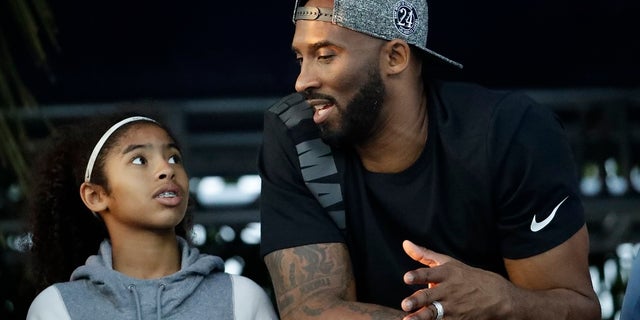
[530,196,569,232]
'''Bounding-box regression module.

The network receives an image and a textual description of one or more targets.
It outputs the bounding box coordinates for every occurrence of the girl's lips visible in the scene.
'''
[155,194,183,207]
[153,186,183,207]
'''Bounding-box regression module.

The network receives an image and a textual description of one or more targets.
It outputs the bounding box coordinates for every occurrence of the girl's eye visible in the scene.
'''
[168,154,182,164]
[132,156,147,165]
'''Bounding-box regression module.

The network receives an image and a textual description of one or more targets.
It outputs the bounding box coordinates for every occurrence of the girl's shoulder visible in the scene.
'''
[26,285,71,320]
[229,274,279,319]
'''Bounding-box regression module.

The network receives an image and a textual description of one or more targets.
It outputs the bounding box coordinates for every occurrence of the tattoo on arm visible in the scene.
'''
[265,243,405,319]
[265,243,354,315]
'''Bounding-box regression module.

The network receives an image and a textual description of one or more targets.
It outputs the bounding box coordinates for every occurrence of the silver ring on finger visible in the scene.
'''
[431,300,444,320]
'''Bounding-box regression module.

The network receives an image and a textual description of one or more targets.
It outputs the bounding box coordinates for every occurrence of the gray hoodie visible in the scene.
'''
[27,237,278,320]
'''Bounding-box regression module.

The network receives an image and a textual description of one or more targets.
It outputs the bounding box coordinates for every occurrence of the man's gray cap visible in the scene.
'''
[293,0,463,69]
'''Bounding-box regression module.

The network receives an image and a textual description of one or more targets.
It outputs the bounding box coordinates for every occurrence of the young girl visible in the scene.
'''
[26,114,278,319]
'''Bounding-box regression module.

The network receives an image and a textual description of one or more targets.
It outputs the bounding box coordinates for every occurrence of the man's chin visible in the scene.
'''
[319,128,345,149]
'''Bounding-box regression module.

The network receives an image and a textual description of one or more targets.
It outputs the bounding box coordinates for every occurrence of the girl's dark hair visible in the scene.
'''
[28,112,193,292]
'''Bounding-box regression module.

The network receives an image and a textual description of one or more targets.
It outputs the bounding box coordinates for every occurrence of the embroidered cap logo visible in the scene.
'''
[394,1,418,36]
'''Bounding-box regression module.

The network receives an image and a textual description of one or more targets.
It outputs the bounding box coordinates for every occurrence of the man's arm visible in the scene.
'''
[503,224,600,319]
[264,242,407,320]
[401,225,601,320]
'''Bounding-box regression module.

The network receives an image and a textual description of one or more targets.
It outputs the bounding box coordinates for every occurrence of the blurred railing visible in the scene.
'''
[1,88,639,319]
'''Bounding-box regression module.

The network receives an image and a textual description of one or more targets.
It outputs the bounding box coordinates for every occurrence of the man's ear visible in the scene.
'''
[383,39,411,75]
[80,182,108,213]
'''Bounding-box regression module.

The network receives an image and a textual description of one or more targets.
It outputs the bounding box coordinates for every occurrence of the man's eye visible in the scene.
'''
[318,54,334,62]
[132,156,146,165]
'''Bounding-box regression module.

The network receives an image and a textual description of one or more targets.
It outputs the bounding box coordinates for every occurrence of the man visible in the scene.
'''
[258,0,601,319]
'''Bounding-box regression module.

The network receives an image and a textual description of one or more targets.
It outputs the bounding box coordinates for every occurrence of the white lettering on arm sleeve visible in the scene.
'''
[26,286,71,320]
[231,275,279,320]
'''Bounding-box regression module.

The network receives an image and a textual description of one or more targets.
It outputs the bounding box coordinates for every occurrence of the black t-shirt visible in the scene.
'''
[258,80,585,309]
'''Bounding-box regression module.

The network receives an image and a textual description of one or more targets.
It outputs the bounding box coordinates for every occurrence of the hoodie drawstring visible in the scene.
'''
[156,283,166,320]
[127,283,167,320]
[128,284,143,320]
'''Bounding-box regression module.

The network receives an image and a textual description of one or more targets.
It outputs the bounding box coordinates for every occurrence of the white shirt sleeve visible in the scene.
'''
[26,286,71,320]
[231,275,279,320]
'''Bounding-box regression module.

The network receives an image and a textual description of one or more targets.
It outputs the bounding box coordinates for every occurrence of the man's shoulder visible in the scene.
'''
[429,79,537,118]
[429,79,523,102]
[264,92,313,128]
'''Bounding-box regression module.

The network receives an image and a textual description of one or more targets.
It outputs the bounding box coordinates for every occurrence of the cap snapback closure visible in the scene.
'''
[294,7,334,22]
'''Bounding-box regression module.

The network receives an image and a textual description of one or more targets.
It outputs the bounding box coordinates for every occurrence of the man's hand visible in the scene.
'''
[400,227,601,320]
[400,240,514,320]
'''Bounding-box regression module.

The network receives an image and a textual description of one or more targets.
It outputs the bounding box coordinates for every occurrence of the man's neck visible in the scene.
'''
[357,90,428,173]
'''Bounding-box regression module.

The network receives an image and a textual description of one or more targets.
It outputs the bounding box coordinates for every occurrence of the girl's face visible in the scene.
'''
[100,123,189,233]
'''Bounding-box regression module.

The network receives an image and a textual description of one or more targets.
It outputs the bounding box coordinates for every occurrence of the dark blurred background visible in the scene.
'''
[15,0,640,103]
[1,1,639,319]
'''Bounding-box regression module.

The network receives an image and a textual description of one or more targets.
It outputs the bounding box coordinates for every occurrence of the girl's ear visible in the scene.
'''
[80,182,108,213]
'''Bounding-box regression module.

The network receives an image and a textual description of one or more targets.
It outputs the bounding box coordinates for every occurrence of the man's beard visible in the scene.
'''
[319,68,385,149]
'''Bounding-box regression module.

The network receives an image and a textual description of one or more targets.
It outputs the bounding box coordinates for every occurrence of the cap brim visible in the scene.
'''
[422,48,463,69]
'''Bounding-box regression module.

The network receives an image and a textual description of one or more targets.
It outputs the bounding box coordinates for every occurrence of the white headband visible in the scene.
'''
[84,116,158,183]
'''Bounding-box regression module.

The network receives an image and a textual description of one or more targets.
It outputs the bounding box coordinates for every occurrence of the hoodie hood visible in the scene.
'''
[69,237,225,319]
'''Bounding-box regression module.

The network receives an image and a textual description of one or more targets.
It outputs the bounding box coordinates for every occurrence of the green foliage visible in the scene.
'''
[0,0,59,193]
